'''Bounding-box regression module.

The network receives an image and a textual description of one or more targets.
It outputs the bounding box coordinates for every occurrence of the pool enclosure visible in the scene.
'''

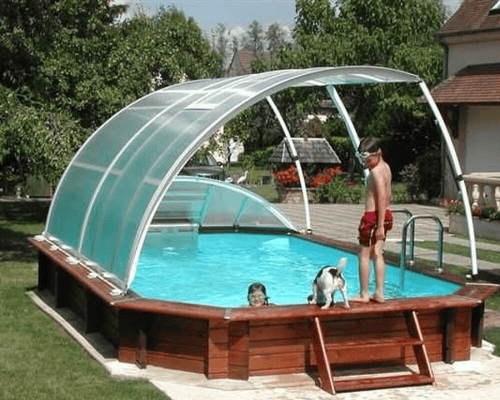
[42,66,479,292]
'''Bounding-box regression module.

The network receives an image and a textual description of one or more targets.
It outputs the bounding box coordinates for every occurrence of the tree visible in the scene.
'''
[232,34,240,54]
[0,0,126,192]
[243,20,265,56]
[0,86,87,192]
[266,22,289,56]
[0,2,222,193]
[211,23,230,66]
[269,0,446,184]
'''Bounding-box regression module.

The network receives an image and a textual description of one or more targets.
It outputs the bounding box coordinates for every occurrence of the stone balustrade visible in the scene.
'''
[463,173,500,212]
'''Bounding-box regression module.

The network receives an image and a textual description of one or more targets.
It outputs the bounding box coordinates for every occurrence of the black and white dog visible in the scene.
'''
[308,257,350,309]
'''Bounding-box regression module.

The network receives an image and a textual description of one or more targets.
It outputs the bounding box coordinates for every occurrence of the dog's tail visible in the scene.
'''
[337,257,348,272]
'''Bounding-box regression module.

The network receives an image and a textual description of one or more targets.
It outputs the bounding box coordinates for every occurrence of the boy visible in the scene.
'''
[355,137,393,303]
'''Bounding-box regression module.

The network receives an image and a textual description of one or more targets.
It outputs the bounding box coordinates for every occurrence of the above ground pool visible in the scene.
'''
[131,232,460,307]
[33,232,497,388]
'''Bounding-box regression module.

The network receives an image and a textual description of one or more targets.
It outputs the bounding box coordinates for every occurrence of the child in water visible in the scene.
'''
[247,282,269,307]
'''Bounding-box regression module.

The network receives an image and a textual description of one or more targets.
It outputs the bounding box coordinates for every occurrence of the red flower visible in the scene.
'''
[273,164,342,188]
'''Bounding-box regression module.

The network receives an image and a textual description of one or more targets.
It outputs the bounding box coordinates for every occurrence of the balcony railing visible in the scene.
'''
[463,173,500,212]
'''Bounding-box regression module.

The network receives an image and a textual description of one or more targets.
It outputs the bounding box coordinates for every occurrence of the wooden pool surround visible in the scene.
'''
[31,234,499,394]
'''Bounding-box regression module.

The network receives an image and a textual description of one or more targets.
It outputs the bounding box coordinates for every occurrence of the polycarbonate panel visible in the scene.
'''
[151,176,295,231]
[44,66,422,289]
[237,202,289,228]
[45,164,103,250]
[202,190,245,226]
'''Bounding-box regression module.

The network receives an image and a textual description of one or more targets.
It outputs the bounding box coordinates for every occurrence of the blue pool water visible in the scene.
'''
[131,232,460,307]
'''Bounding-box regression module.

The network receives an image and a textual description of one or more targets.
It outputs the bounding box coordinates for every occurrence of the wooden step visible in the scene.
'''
[311,311,435,395]
[334,373,435,392]
[327,337,424,350]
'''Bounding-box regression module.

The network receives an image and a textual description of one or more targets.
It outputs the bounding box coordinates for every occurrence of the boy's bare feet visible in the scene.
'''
[351,295,370,303]
[371,294,385,303]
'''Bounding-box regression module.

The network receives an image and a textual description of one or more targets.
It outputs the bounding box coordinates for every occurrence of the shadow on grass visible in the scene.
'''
[0,200,50,263]
[478,270,500,285]
[0,199,50,223]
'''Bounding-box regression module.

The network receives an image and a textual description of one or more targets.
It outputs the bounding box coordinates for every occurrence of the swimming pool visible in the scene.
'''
[32,231,494,390]
[132,232,460,307]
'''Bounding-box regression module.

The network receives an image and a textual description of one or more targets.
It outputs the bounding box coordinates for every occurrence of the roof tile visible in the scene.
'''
[439,0,500,35]
[270,138,341,164]
[430,63,500,104]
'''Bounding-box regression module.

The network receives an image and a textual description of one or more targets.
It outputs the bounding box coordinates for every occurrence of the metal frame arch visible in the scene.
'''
[126,67,421,287]
[43,66,478,292]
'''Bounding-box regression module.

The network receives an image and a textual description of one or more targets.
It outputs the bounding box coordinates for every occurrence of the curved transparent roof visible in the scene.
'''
[44,66,421,289]
[152,176,296,230]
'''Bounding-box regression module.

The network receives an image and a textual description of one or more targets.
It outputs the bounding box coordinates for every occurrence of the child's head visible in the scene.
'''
[358,136,380,154]
[357,137,382,167]
[247,282,269,307]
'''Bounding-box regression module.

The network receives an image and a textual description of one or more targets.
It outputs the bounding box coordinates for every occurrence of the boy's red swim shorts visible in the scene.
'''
[358,210,393,246]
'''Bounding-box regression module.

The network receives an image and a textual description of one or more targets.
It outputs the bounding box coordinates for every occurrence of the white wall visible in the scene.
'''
[464,106,500,172]
[448,41,500,75]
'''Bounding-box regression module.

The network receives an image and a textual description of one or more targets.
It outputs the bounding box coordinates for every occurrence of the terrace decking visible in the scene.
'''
[31,236,499,394]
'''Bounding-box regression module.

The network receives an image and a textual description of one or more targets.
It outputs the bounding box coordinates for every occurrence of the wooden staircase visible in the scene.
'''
[312,310,435,394]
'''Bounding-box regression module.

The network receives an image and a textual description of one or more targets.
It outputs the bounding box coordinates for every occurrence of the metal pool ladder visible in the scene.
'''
[398,212,444,289]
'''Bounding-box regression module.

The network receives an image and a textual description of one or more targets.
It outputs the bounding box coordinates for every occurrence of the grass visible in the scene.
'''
[0,201,168,400]
[485,329,500,356]
[416,241,500,264]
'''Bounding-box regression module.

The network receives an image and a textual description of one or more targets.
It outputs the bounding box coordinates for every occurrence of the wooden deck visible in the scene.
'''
[31,236,500,393]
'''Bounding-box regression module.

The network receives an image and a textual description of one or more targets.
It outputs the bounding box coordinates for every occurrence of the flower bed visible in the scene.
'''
[272,164,342,203]
[272,164,342,188]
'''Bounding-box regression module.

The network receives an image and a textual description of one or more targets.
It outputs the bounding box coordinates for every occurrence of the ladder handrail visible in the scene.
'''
[400,214,444,289]
[392,209,415,262]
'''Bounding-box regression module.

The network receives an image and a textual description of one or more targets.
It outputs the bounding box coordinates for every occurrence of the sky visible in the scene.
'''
[116,0,464,33]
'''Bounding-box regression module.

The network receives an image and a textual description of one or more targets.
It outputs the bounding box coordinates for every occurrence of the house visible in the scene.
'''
[226,50,270,76]
[432,0,500,207]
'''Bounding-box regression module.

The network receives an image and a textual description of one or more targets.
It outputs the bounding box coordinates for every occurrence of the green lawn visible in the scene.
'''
[416,240,500,265]
[0,201,168,400]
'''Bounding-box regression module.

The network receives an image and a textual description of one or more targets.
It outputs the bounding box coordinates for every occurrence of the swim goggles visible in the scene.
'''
[248,294,269,303]
[357,151,378,160]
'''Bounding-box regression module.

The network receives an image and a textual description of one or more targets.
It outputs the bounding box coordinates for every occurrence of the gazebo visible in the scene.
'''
[270,137,341,164]
[270,137,343,203]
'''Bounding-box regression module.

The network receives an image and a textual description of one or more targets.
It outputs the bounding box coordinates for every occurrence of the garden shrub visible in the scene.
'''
[400,164,420,200]
[391,184,408,204]
[311,175,364,204]
[399,149,441,202]
[329,136,355,172]
[239,147,276,167]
